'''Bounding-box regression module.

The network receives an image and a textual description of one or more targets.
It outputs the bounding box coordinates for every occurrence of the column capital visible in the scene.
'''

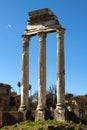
[38,32,46,42]
[22,35,31,44]
[22,35,31,51]
[56,28,65,38]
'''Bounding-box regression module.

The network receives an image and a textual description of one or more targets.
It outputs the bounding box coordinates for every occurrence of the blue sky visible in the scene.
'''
[0,0,87,95]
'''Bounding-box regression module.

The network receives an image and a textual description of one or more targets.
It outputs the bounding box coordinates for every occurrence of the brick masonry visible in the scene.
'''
[0,111,23,128]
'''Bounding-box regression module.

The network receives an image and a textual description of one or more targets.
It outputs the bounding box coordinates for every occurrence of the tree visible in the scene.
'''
[28,84,32,96]
[65,93,74,99]
[17,81,21,93]
[32,91,38,102]
[28,91,38,110]
[46,84,57,108]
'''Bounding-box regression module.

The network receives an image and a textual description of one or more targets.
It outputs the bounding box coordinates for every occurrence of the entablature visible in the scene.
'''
[23,8,61,36]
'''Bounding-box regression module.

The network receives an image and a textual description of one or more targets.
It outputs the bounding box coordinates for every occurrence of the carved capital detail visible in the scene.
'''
[38,32,46,42]
[56,28,65,39]
[22,35,30,44]
[22,35,30,54]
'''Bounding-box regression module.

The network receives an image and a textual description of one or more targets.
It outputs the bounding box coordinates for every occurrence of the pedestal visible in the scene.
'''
[35,110,45,121]
[54,105,66,121]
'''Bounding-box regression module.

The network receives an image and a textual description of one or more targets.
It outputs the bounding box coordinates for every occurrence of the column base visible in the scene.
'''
[35,109,45,121]
[18,105,30,120]
[18,105,27,111]
[54,105,66,121]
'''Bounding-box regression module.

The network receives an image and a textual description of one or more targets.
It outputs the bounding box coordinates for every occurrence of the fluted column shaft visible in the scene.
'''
[19,35,30,111]
[56,28,65,107]
[37,32,46,110]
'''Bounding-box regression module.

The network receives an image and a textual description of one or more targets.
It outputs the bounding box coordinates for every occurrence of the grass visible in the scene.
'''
[0,119,87,130]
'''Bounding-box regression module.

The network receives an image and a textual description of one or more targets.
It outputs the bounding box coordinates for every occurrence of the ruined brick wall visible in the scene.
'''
[0,94,10,111]
[0,111,23,128]
[0,112,3,127]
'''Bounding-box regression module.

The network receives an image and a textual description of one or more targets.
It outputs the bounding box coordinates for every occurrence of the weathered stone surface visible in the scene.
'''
[37,32,46,110]
[26,20,61,36]
[54,106,66,121]
[54,28,66,121]
[29,8,54,19]
[19,35,30,113]
[35,110,45,121]
[20,8,66,121]
[24,8,61,36]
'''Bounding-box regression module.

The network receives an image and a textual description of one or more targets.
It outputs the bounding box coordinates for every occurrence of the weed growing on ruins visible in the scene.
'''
[1,120,87,130]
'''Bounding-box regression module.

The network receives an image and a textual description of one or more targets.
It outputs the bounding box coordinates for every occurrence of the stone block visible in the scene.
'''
[54,106,66,121]
[35,110,45,121]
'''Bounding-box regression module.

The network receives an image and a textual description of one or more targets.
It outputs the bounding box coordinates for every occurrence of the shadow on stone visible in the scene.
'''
[45,109,53,120]
[26,110,34,121]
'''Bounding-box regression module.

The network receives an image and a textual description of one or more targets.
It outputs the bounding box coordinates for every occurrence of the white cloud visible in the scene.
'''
[7,24,12,28]
[7,24,12,29]
[4,24,13,29]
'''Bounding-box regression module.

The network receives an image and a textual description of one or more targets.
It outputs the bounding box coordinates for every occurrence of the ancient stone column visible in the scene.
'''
[54,28,66,121]
[35,32,46,121]
[19,35,30,111]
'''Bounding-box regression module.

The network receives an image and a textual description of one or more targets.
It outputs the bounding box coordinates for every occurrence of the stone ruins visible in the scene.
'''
[19,8,66,121]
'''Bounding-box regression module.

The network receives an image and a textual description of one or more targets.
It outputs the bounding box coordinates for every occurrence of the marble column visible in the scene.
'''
[35,32,46,121]
[54,28,66,121]
[19,35,30,111]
